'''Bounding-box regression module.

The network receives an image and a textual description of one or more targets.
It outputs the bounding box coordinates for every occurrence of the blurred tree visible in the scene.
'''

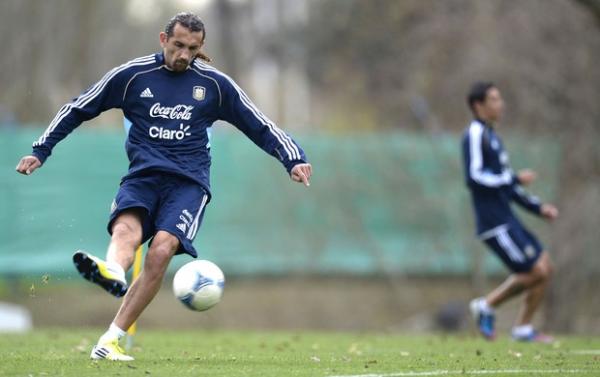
[0,0,166,125]
[215,0,239,77]
[575,0,600,25]
[548,0,600,333]
[306,0,599,134]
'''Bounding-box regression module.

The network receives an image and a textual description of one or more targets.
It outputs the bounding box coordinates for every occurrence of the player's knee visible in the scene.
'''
[541,258,554,281]
[530,260,552,283]
[111,221,141,246]
[144,248,172,276]
[146,233,178,273]
[111,221,131,238]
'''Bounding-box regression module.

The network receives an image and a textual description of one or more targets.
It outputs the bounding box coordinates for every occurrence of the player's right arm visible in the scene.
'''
[15,56,153,175]
[463,123,513,188]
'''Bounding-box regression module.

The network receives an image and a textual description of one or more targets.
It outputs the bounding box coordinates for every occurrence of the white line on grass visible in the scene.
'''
[328,369,592,377]
[571,349,600,355]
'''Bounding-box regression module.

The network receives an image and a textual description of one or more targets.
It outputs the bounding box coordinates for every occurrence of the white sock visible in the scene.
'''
[99,323,126,344]
[512,324,534,337]
[477,298,494,314]
[106,260,126,282]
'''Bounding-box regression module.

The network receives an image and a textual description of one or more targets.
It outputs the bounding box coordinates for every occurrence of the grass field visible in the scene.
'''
[1,329,598,377]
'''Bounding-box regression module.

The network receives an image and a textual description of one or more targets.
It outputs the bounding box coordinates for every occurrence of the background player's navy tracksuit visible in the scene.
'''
[31,53,307,256]
[462,119,544,272]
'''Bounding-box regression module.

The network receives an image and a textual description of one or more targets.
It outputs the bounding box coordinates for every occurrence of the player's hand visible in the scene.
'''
[540,203,559,221]
[291,163,312,187]
[15,155,42,175]
[517,169,537,186]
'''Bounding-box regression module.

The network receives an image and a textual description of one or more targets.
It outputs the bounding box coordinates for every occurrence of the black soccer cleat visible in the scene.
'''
[73,250,128,298]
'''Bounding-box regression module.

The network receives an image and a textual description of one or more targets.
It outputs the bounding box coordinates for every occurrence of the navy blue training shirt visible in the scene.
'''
[461,119,542,238]
[32,53,307,197]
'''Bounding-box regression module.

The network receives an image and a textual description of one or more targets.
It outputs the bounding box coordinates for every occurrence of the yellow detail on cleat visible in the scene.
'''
[92,255,119,281]
[91,339,134,361]
[73,250,128,297]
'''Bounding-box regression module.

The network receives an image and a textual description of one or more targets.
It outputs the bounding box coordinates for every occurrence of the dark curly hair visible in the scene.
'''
[164,12,211,62]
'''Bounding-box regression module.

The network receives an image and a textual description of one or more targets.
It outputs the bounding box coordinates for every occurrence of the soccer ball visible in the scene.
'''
[173,260,225,311]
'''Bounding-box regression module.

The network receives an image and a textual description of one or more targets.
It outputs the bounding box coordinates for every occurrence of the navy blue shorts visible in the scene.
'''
[481,224,544,273]
[108,173,209,257]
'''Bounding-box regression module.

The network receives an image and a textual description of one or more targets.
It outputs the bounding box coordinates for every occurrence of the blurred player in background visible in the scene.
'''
[16,12,312,360]
[461,82,558,342]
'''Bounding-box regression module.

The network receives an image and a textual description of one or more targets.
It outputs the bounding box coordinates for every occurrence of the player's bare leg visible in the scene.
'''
[470,252,551,340]
[511,253,554,342]
[485,252,551,308]
[92,230,178,360]
[73,209,143,298]
[515,253,553,325]
[112,230,179,331]
[106,209,145,271]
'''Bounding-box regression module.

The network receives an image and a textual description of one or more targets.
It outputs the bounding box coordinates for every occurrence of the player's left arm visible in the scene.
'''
[509,171,559,221]
[218,77,312,187]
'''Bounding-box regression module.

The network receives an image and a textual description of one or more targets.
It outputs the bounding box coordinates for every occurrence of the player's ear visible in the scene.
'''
[159,32,168,47]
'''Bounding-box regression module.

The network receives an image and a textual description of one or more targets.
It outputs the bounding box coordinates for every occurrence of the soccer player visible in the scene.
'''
[461,82,558,342]
[15,13,312,360]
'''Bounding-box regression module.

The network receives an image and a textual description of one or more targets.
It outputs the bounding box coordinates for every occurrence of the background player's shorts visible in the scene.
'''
[481,223,544,273]
[107,173,209,258]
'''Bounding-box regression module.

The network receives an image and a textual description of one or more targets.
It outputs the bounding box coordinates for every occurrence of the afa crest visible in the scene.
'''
[193,86,206,101]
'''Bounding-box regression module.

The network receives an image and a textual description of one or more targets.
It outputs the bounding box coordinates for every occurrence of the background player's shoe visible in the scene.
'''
[470,298,496,340]
[90,339,134,361]
[512,327,554,343]
[73,250,128,297]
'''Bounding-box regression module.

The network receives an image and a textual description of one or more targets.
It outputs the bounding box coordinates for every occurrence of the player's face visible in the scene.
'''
[478,87,504,123]
[160,23,204,72]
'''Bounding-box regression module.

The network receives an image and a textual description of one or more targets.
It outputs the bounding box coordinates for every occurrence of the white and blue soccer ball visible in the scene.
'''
[173,260,225,311]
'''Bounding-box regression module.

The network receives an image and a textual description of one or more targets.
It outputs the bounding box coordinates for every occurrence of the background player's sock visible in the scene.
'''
[511,324,534,338]
[99,323,126,344]
[476,297,494,314]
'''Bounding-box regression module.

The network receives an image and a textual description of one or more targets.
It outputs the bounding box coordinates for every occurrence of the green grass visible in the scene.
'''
[0,329,598,377]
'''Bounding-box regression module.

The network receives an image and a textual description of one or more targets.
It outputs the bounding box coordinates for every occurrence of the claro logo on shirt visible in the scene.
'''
[149,123,191,140]
[149,103,194,120]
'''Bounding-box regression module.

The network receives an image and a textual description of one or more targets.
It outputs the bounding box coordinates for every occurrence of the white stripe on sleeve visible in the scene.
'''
[193,60,301,161]
[468,121,513,188]
[34,55,156,147]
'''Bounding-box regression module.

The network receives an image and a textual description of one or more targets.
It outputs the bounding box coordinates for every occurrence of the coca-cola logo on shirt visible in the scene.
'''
[149,103,194,120]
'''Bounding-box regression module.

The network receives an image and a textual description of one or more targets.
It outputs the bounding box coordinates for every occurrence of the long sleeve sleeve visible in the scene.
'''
[218,76,306,174]
[464,123,513,188]
[508,183,542,215]
[31,62,135,163]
